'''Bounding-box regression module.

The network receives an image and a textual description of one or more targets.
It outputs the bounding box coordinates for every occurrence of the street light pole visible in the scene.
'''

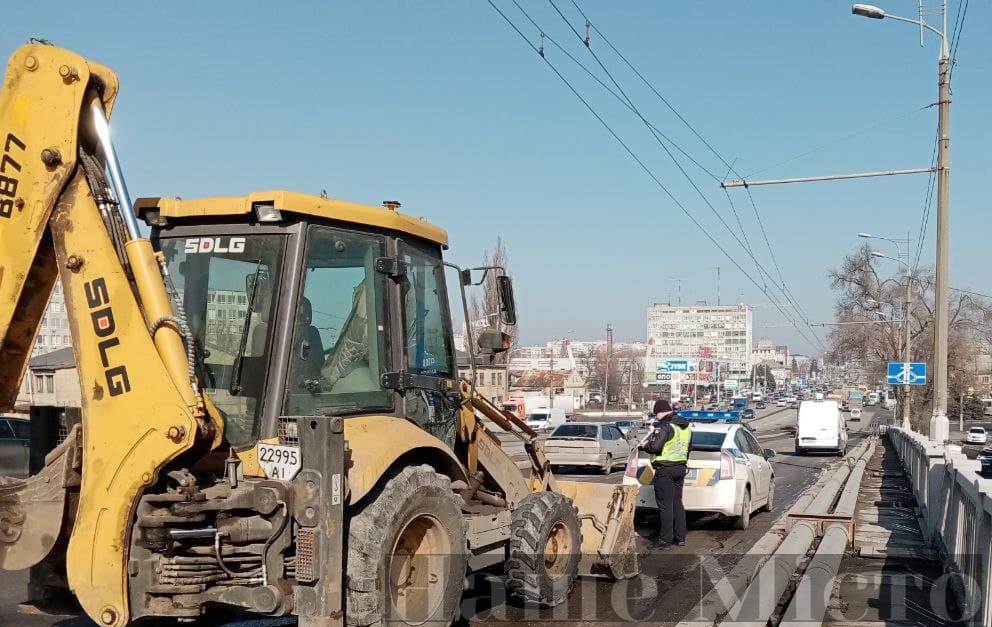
[851,1,950,443]
[932,12,952,443]
[863,236,915,430]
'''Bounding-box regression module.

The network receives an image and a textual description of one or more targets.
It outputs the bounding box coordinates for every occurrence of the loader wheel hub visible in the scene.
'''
[544,521,572,574]
[389,513,451,624]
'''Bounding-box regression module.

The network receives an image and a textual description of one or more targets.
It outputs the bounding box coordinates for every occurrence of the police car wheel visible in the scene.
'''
[600,454,613,474]
[733,489,751,530]
[760,478,774,512]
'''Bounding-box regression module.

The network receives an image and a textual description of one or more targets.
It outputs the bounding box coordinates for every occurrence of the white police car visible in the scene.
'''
[622,411,776,529]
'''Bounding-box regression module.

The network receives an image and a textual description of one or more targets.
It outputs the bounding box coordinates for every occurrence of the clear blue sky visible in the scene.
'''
[5,2,989,355]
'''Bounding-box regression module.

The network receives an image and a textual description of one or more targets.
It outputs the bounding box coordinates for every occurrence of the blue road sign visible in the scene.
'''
[887,362,927,386]
[666,360,689,372]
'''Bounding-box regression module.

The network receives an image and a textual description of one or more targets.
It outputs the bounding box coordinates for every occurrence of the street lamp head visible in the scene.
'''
[857,232,873,239]
[870,251,885,258]
[852,4,886,19]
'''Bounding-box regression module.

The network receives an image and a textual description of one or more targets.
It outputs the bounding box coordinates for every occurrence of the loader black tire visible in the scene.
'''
[345,465,467,627]
[505,491,581,607]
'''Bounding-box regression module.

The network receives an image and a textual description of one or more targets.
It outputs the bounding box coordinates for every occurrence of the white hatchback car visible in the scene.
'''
[545,422,633,474]
[966,427,988,445]
[623,417,775,529]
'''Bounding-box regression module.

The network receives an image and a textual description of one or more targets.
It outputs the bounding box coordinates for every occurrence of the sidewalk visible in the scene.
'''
[824,436,965,626]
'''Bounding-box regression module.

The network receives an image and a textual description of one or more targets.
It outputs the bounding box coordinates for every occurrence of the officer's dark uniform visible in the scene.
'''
[642,409,691,547]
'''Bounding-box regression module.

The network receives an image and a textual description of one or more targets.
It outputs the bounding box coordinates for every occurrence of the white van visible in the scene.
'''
[525,407,566,432]
[796,399,847,456]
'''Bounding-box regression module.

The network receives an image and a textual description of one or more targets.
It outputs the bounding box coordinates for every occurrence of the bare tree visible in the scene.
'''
[826,243,978,431]
[582,344,647,408]
[469,237,517,364]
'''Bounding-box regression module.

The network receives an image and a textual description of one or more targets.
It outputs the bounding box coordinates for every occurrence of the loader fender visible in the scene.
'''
[344,415,467,505]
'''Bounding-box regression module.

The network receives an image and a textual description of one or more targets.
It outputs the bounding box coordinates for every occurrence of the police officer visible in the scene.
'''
[641,399,691,548]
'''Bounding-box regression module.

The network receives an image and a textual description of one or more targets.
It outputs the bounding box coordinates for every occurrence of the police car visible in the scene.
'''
[622,411,776,530]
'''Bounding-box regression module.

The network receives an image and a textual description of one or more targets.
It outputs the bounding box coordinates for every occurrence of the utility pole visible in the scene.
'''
[714,266,721,306]
[959,390,964,432]
[626,361,634,411]
[715,361,722,406]
[549,341,555,410]
[602,324,613,417]
[931,3,951,443]
[902,236,913,430]
[668,278,682,307]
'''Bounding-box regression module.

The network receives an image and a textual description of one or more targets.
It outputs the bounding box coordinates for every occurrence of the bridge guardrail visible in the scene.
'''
[887,427,992,623]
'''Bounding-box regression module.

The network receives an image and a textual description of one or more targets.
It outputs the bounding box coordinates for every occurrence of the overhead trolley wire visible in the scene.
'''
[507,0,723,183]
[560,0,824,348]
[741,104,936,180]
[487,0,824,350]
[554,0,825,349]
[549,0,812,323]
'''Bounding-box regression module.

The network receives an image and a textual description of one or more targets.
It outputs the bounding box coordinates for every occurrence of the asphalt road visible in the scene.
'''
[458,405,880,625]
[0,405,879,627]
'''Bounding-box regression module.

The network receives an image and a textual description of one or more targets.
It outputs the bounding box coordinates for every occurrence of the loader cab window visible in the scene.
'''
[400,243,453,377]
[159,235,285,449]
[399,241,457,445]
[282,226,390,416]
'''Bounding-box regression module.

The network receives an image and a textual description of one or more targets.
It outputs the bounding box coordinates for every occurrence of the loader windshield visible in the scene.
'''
[159,235,285,448]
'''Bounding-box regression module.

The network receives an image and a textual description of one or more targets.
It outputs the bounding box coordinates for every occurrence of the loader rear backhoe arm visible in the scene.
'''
[0,43,215,627]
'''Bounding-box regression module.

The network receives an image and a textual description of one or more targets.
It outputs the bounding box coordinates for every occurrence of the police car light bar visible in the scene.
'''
[676,410,741,423]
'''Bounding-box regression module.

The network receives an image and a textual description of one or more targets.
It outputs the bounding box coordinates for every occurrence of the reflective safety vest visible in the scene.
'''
[650,424,691,464]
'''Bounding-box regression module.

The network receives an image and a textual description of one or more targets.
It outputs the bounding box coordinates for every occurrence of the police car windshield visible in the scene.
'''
[690,431,726,452]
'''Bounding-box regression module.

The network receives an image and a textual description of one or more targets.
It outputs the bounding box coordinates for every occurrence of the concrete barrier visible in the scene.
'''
[887,427,992,623]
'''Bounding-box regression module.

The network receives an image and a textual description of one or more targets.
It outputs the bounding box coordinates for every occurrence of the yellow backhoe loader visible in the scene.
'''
[0,42,637,626]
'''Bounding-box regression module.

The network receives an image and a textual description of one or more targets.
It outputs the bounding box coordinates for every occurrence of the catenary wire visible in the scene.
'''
[546,0,823,348]
[562,0,824,347]
[508,0,723,182]
[742,104,936,179]
[487,0,824,350]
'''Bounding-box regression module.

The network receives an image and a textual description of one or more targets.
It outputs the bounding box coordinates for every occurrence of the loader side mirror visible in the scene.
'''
[477,327,511,355]
[497,275,517,326]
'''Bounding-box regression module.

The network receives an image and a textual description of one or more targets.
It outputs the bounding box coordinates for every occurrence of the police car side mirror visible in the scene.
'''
[763,448,776,459]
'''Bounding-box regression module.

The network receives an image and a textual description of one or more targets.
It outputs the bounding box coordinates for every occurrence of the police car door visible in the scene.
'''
[733,429,766,498]
[743,429,771,501]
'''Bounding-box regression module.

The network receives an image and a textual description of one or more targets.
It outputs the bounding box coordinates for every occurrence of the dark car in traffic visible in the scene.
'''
[978,448,992,476]
[0,415,30,478]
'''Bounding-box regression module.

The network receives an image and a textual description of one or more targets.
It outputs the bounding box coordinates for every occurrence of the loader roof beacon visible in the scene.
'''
[0,43,637,626]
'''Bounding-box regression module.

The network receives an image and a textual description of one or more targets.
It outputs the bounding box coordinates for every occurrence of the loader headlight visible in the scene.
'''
[253,203,283,223]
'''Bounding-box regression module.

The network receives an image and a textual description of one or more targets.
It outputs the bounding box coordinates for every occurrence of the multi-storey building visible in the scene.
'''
[751,339,789,368]
[204,288,250,352]
[33,281,72,356]
[646,303,753,381]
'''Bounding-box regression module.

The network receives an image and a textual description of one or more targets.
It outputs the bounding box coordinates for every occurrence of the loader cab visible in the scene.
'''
[138,191,472,451]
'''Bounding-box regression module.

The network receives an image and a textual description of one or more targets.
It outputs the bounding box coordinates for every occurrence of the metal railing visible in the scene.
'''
[887,427,992,624]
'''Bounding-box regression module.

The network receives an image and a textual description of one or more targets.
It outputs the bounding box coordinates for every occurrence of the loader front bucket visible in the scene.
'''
[555,480,639,579]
